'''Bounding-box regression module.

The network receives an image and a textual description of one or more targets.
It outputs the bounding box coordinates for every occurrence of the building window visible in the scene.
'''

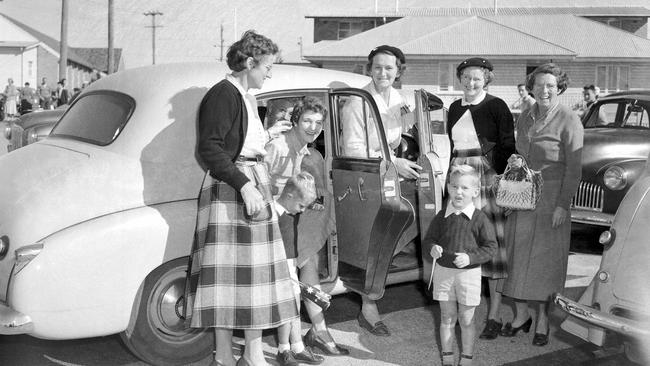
[28,61,33,77]
[439,63,457,91]
[596,65,630,92]
[338,21,365,40]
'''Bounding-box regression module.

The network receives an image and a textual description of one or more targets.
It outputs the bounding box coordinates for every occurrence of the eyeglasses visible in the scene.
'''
[533,83,558,91]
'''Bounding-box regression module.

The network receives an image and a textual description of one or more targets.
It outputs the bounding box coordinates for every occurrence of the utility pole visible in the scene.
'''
[59,0,69,82]
[144,10,163,65]
[219,23,224,61]
[108,0,114,74]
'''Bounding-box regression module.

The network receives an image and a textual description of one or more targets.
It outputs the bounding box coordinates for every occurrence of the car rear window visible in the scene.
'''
[50,91,135,145]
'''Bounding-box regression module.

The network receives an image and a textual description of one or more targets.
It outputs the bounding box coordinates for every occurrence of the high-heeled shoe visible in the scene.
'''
[441,351,454,366]
[304,328,350,356]
[532,325,550,346]
[357,312,390,336]
[500,317,532,337]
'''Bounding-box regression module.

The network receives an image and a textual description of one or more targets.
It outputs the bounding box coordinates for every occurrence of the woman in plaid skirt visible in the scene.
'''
[186,30,297,366]
[447,57,516,341]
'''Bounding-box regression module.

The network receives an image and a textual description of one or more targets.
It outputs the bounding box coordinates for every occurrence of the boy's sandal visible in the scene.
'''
[441,351,454,366]
[458,353,473,366]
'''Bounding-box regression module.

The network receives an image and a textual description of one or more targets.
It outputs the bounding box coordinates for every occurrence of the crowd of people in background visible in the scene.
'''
[1,76,90,120]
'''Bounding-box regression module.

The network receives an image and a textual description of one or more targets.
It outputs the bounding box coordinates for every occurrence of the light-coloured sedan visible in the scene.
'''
[0,62,447,365]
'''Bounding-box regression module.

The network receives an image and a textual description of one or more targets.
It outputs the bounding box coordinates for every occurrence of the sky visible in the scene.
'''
[0,0,648,69]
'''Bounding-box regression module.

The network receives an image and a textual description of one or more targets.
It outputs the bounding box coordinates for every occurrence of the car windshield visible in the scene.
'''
[50,91,135,145]
[584,99,650,129]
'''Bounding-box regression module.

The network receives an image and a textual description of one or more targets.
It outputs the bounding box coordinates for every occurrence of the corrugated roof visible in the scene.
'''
[304,14,650,61]
[306,6,650,18]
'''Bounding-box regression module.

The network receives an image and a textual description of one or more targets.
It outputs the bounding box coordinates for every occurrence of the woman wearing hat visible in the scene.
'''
[341,45,422,337]
[447,57,515,341]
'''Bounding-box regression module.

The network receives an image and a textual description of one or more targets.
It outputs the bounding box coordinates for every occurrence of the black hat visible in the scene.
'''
[456,57,493,73]
[368,45,406,64]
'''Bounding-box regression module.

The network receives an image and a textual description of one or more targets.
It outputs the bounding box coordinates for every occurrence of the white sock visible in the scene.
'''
[278,343,290,353]
[290,341,305,354]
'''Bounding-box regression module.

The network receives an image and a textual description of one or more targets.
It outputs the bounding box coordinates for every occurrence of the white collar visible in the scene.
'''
[225,74,247,96]
[444,202,476,219]
[461,90,487,106]
[365,83,403,111]
[273,200,286,216]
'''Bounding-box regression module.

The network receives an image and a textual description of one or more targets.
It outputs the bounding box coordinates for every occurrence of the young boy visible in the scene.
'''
[273,171,323,366]
[425,165,497,366]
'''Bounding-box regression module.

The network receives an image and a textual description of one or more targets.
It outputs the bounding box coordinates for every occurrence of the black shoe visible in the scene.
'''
[532,325,550,346]
[500,317,532,337]
[304,328,350,356]
[276,350,298,366]
[293,348,324,365]
[479,319,502,340]
[357,312,390,337]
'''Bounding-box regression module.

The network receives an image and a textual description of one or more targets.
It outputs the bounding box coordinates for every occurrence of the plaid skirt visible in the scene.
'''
[184,162,298,329]
[451,149,508,279]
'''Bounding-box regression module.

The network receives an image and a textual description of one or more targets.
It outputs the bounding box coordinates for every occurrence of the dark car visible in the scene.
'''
[3,108,66,152]
[571,90,650,227]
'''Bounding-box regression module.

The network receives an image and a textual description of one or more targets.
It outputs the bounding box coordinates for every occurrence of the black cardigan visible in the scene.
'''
[198,79,250,190]
[447,94,515,174]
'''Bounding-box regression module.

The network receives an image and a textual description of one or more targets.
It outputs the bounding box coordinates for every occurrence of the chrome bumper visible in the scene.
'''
[0,302,33,335]
[570,209,613,227]
[554,294,650,341]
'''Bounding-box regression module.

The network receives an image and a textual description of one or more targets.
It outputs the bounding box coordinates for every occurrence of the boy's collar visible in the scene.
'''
[444,201,476,219]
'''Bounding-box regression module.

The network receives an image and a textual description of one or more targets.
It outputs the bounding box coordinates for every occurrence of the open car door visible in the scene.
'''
[413,89,449,281]
[329,88,413,300]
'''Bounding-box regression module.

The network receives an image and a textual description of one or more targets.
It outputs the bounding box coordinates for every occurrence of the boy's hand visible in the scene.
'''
[454,253,470,268]
[430,245,443,259]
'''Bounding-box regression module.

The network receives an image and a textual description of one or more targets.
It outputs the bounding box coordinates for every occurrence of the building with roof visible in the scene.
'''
[304,11,650,106]
[0,13,122,92]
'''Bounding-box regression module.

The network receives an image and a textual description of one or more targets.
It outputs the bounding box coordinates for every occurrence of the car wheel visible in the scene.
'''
[120,257,212,366]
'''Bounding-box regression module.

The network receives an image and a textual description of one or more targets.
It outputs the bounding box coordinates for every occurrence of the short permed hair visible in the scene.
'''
[290,97,328,125]
[447,164,480,188]
[283,171,317,203]
[226,30,279,72]
[525,63,570,95]
[365,49,407,82]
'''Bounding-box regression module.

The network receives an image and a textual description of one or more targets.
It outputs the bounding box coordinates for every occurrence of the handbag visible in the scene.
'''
[493,155,543,210]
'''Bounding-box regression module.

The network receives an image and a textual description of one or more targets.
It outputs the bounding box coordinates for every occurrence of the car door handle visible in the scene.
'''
[337,186,352,202]
[357,177,367,201]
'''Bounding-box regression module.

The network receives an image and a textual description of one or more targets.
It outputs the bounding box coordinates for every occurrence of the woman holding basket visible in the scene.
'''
[499,63,583,347]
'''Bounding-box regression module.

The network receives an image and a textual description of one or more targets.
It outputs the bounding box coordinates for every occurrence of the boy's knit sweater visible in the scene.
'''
[423,204,497,269]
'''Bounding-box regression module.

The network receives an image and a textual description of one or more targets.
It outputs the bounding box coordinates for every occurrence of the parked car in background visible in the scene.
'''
[0,62,447,366]
[555,149,650,365]
[4,108,66,152]
[570,90,650,227]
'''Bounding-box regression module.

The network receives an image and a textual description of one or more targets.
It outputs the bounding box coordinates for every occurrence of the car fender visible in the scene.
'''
[8,201,197,340]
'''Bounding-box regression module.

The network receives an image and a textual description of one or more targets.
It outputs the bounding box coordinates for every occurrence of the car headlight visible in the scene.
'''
[14,243,43,275]
[603,166,627,190]
[26,129,39,144]
[4,125,12,140]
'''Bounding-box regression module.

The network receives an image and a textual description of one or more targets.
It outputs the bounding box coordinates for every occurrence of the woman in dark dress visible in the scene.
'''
[185,30,296,366]
[447,57,515,340]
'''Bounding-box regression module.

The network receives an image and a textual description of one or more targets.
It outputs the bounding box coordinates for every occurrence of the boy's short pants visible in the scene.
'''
[432,265,482,306]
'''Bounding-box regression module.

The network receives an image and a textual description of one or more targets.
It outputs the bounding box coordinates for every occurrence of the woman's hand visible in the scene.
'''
[507,154,524,169]
[393,157,422,180]
[240,182,265,216]
[552,206,567,228]
[267,120,292,139]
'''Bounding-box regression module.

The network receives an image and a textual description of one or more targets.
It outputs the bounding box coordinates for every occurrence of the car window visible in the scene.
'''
[50,91,135,145]
[584,102,618,128]
[621,103,649,129]
[337,95,385,159]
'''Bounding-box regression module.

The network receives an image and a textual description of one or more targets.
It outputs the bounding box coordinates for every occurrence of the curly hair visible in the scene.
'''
[290,96,328,125]
[525,63,570,95]
[226,30,279,72]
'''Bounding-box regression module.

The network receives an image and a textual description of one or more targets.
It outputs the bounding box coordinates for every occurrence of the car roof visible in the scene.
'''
[600,90,650,101]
